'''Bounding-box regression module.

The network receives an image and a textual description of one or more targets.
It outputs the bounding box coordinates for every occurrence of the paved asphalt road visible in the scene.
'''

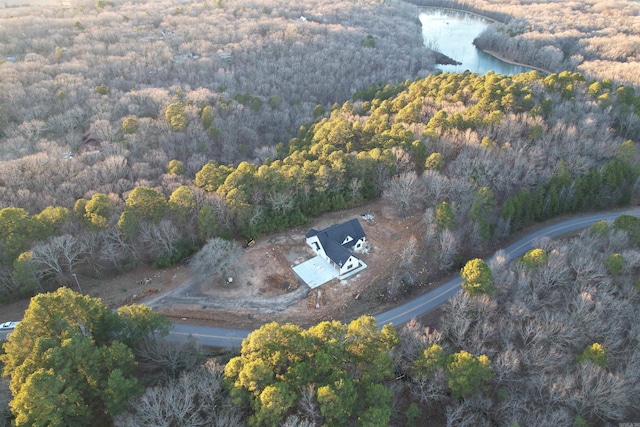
[2,208,639,346]
[163,208,640,349]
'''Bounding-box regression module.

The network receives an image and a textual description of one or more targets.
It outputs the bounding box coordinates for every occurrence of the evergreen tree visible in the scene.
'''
[1,288,167,426]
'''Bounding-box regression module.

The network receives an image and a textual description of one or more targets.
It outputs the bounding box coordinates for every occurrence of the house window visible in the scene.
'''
[313,242,320,251]
[356,242,361,248]
[346,264,353,270]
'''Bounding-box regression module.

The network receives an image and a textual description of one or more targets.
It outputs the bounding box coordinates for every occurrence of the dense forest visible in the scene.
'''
[0,0,435,298]
[2,0,640,424]
[1,67,638,301]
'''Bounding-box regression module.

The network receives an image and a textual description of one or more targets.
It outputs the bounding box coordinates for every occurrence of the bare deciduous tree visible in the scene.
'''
[382,171,425,218]
[437,229,459,271]
[134,336,204,384]
[297,384,321,425]
[30,234,87,285]
[570,362,629,422]
[267,190,295,215]
[189,237,241,286]
[280,415,316,427]
[116,360,241,427]
[98,226,139,271]
[411,369,448,406]
[139,219,183,262]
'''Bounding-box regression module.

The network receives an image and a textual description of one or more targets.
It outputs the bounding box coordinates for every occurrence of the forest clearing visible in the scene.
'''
[0,198,426,330]
[147,199,426,329]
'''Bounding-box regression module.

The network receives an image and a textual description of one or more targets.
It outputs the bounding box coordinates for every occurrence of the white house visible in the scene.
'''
[304,218,367,278]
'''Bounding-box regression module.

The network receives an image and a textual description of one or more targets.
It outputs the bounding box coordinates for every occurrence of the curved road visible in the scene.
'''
[3,209,639,346]
[161,208,640,349]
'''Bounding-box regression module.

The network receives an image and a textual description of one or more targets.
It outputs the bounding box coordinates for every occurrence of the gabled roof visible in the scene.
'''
[306,218,366,266]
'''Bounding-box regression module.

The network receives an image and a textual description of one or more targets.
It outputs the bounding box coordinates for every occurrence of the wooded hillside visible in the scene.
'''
[1,0,640,424]
[1,63,639,302]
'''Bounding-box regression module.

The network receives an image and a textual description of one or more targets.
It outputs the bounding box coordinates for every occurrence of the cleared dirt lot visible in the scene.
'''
[148,200,426,329]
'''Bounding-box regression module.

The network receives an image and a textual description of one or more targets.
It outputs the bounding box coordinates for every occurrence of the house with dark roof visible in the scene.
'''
[304,218,367,279]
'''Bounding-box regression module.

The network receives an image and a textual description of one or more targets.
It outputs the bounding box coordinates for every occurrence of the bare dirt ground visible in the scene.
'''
[0,199,426,331]
[147,199,426,329]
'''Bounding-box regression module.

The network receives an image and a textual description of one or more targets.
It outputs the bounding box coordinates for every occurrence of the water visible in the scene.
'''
[420,8,531,75]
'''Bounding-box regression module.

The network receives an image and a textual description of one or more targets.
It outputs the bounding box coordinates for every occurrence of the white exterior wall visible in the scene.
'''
[338,255,360,276]
[353,237,366,253]
[306,236,324,256]
[306,236,334,266]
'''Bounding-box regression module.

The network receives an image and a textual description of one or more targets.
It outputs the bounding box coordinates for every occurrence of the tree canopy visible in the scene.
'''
[224,315,398,427]
[460,258,496,296]
[445,350,493,399]
[0,287,169,426]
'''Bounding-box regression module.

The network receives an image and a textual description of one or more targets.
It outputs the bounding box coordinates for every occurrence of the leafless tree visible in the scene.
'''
[437,229,459,271]
[30,234,87,285]
[372,163,391,196]
[267,190,295,215]
[422,207,437,247]
[206,193,233,231]
[98,226,139,271]
[411,369,448,406]
[399,235,418,270]
[382,171,425,218]
[0,265,20,298]
[116,360,241,427]
[134,336,204,384]
[280,415,316,427]
[139,220,183,262]
[348,177,362,202]
[445,396,492,427]
[422,170,450,204]
[297,384,321,425]
[189,237,241,286]
[569,362,629,422]
[492,347,522,387]
[535,249,571,292]
[395,320,444,374]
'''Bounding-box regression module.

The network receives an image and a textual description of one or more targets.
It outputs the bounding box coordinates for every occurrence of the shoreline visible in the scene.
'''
[480,48,551,75]
[420,5,504,24]
[420,4,552,75]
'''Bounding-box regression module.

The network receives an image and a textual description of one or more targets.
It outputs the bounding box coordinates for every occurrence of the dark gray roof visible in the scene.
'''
[308,218,366,266]
[305,228,319,238]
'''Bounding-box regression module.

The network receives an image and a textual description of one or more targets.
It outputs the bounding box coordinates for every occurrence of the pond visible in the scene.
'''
[420,7,532,75]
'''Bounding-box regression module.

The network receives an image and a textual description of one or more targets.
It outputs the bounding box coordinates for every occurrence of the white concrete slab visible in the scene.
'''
[292,255,338,289]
